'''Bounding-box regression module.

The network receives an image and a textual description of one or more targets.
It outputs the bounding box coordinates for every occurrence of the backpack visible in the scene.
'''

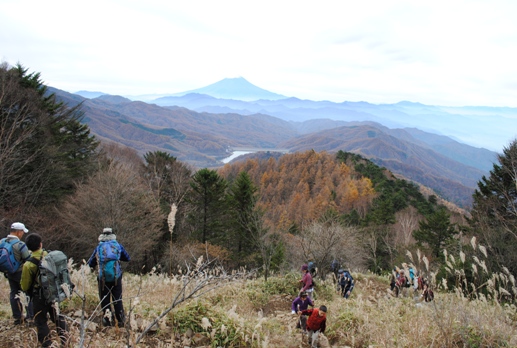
[97,240,121,283]
[28,250,74,303]
[342,272,353,287]
[423,288,434,302]
[405,276,411,288]
[418,277,425,290]
[0,238,22,273]
[331,260,339,272]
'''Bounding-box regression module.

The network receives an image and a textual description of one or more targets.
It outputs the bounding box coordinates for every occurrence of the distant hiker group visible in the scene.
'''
[0,222,130,347]
[390,265,434,302]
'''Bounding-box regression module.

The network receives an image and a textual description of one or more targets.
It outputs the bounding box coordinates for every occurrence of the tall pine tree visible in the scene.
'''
[413,207,457,257]
[0,63,98,210]
[228,171,259,264]
[187,168,228,244]
[470,139,517,274]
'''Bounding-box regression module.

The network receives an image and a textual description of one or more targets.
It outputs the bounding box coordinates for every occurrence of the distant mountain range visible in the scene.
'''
[57,77,515,208]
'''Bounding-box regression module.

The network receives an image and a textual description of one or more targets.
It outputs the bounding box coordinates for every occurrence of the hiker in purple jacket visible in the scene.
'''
[291,291,314,334]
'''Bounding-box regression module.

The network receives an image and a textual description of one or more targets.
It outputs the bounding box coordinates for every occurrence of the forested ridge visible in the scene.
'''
[219,151,376,230]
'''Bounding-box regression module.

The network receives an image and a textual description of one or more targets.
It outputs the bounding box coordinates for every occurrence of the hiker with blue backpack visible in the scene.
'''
[21,233,69,347]
[87,227,130,328]
[0,222,33,325]
[338,269,355,299]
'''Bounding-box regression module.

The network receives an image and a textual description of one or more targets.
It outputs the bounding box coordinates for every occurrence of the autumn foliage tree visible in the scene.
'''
[219,151,377,230]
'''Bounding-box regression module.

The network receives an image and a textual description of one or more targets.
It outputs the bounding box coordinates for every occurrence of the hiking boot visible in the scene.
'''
[13,319,22,326]
[102,317,112,327]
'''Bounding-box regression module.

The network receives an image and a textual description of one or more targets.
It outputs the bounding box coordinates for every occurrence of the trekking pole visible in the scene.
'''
[297,304,303,340]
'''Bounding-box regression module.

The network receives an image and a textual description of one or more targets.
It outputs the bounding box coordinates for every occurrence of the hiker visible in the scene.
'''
[339,270,354,299]
[21,233,68,347]
[291,291,314,334]
[1,222,32,325]
[389,267,398,292]
[87,227,130,327]
[298,305,327,348]
[330,259,340,283]
[308,261,317,277]
[409,267,418,292]
[395,269,409,297]
[299,264,314,297]
[421,279,434,302]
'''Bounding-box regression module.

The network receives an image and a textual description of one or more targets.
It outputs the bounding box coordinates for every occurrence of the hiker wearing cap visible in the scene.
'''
[299,264,314,297]
[21,233,68,347]
[298,305,327,348]
[291,291,314,334]
[1,222,32,325]
[87,227,130,327]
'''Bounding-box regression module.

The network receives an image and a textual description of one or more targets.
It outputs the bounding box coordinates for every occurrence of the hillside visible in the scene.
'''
[1,269,515,347]
[47,86,496,207]
[143,85,516,152]
[279,125,487,207]
[220,151,377,229]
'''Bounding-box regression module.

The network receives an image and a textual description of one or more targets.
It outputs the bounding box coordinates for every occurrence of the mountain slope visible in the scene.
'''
[51,88,296,167]
[50,87,494,207]
[279,125,485,207]
[146,87,515,152]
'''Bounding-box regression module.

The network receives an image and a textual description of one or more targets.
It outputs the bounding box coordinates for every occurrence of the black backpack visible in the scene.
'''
[405,276,411,288]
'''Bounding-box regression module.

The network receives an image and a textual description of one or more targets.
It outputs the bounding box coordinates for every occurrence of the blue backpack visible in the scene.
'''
[0,238,22,273]
[97,240,121,284]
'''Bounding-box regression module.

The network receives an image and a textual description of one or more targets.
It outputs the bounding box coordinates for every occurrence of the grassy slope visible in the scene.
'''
[0,267,515,347]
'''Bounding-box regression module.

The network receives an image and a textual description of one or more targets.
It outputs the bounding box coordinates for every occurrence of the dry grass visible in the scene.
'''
[0,266,516,347]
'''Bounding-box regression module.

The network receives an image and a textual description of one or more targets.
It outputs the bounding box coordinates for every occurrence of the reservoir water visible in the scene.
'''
[221,151,252,164]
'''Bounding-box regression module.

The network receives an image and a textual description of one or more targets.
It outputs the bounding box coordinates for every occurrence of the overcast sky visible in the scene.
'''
[2,0,517,107]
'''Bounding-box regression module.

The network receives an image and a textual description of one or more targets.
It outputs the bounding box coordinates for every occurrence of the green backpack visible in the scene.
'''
[28,250,74,303]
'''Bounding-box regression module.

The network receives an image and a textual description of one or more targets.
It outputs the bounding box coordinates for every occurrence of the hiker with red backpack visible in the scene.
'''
[87,227,130,327]
[0,222,33,325]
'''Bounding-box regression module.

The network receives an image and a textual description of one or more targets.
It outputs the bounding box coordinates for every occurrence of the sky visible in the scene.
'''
[2,0,517,107]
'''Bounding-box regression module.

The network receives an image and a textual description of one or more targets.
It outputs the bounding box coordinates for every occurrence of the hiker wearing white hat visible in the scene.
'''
[0,222,33,324]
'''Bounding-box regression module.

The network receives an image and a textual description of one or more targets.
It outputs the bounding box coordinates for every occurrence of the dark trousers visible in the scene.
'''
[98,277,125,326]
[7,271,33,320]
[296,314,308,332]
[33,294,68,347]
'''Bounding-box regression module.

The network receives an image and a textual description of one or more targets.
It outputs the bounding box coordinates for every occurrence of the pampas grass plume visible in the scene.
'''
[471,236,477,250]
[479,245,488,258]
[168,203,177,235]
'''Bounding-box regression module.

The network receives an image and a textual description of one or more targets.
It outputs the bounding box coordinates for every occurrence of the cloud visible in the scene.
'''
[1,0,517,107]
